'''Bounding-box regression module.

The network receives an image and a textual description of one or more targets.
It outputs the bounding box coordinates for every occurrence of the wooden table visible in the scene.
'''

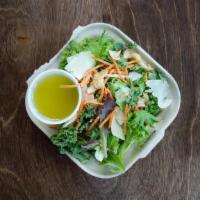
[0,0,199,199]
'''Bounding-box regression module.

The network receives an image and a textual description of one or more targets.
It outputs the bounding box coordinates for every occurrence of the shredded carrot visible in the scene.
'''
[99,112,111,128]
[49,125,58,129]
[144,72,148,83]
[108,68,115,74]
[85,101,103,106]
[93,56,111,65]
[87,116,100,132]
[124,68,128,75]
[120,77,128,83]
[76,122,81,129]
[103,88,107,96]
[104,77,110,85]
[111,57,121,75]
[86,63,105,74]
[99,88,105,102]
[60,84,77,88]
[84,75,91,85]
[110,57,128,83]
[92,63,105,70]
[75,101,85,120]
[105,88,114,101]
[99,107,119,128]
[123,104,130,135]
[92,69,98,74]
[119,71,128,76]
[80,73,92,87]
[106,64,115,71]
[127,64,136,68]
[108,111,116,128]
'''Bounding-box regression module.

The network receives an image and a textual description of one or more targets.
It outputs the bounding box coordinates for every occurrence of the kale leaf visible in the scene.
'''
[51,125,91,162]
[78,105,96,133]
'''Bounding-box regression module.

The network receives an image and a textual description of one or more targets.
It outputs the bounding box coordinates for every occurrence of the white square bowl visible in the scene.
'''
[25,23,181,179]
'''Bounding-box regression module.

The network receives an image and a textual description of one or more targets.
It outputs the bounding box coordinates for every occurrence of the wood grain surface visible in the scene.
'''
[0,0,199,199]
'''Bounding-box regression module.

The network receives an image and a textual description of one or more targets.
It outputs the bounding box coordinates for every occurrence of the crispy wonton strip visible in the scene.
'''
[128,60,138,65]
[127,64,136,69]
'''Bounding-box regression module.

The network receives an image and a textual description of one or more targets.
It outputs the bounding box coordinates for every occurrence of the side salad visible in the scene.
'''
[51,32,172,172]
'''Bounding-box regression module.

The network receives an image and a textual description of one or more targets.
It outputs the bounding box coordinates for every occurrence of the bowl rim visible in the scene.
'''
[25,22,181,178]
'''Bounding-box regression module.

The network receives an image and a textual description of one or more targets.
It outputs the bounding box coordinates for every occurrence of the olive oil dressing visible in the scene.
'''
[34,74,79,119]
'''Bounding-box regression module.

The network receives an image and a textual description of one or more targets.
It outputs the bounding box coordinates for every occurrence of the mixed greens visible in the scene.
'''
[51,32,172,172]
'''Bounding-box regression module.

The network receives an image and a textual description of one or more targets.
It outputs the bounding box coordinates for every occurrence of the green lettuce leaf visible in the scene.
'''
[108,78,129,109]
[59,31,119,69]
[101,152,125,173]
[118,110,157,161]
[107,134,120,154]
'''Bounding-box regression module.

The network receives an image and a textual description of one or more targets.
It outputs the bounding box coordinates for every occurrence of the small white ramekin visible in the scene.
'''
[27,69,81,125]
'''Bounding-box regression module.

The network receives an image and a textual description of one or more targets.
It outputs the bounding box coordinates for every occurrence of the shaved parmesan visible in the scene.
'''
[128,72,142,81]
[115,109,124,125]
[65,51,95,80]
[120,86,130,95]
[111,115,125,140]
[109,50,121,60]
[146,80,172,109]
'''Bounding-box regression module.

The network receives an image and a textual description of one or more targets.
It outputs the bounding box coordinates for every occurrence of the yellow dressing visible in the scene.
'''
[33,74,78,119]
